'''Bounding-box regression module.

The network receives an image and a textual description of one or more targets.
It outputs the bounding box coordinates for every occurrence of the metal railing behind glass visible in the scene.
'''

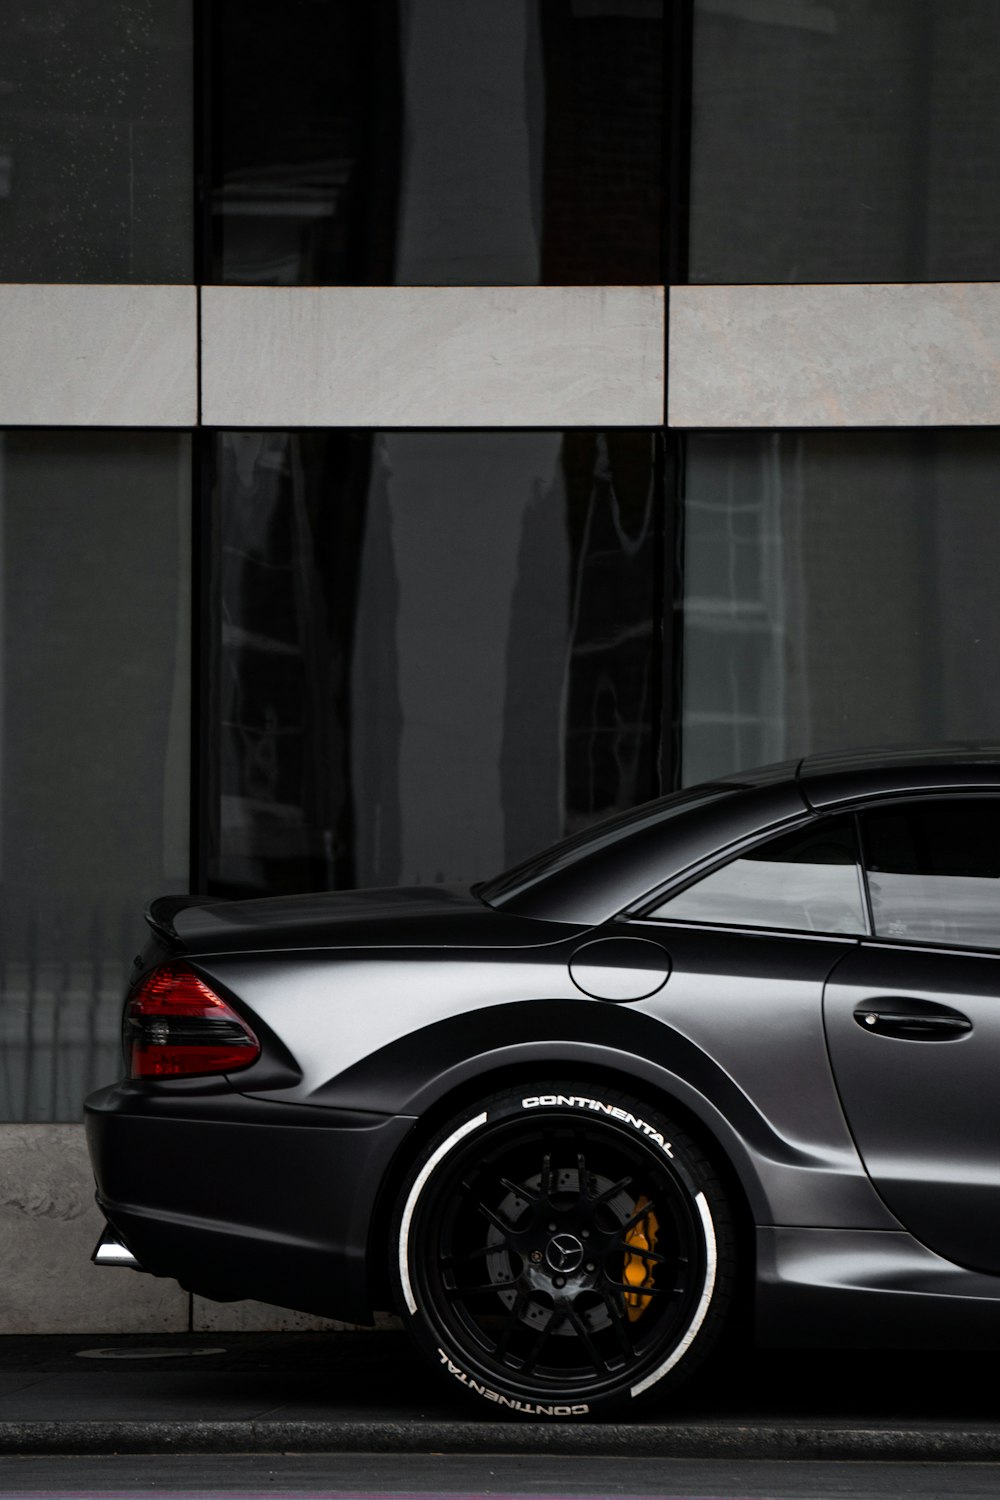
[0,907,135,1123]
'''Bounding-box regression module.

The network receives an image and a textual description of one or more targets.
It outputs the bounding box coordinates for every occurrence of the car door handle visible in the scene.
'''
[853,1005,972,1040]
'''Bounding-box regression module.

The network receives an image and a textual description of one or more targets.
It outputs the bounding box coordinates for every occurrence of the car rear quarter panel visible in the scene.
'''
[200,937,895,1233]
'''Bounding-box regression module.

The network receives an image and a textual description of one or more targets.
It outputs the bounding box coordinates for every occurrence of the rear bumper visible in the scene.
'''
[84,1081,415,1324]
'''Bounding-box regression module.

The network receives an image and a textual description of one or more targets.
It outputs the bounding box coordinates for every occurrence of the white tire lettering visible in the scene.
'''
[435,1348,589,1416]
[521,1093,673,1156]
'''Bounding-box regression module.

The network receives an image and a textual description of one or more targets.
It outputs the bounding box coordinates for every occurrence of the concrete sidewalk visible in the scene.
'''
[1,1332,999,1460]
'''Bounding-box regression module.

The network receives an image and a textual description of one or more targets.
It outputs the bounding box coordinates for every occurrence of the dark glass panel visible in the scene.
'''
[690,0,1000,283]
[209,430,660,896]
[0,1,193,282]
[211,1,402,285]
[680,431,1000,786]
[209,0,663,286]
[650,815,865,934]
[0,433,190,1120]
[862,799,1000,950]
[538,2,665,284]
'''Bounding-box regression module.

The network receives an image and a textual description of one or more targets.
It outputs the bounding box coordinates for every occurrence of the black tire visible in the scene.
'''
[391,1082,735,1420]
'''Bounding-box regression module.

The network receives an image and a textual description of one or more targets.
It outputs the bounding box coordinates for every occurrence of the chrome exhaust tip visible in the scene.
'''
[92,1226,144,1271]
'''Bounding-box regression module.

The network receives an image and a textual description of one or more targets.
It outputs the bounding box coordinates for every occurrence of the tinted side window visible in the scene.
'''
[861,799,1000,950]
[647,817,865,935]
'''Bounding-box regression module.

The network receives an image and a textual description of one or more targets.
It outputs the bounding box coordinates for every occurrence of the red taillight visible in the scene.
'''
[125,963,260,1079]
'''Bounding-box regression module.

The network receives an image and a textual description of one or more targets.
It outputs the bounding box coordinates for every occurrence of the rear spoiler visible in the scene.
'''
[145,894,217,947]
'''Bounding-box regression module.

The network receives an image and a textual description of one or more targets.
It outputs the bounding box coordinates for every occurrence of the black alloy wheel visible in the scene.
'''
[392,1084,735,1419]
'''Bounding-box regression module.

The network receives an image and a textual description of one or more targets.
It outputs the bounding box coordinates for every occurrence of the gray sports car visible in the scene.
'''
[86,746,1000,1418]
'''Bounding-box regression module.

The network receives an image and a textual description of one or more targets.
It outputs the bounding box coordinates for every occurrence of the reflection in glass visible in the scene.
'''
[210,0,664,285]
[0,2,193,282]
[651,817,865,934]
[690,0,1000,283]
[209,430,660,896]
[863,799,1000,950]
[0,434,191,1121]
[681,432,1000,786]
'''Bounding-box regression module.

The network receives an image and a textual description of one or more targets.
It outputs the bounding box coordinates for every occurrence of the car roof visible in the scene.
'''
[489,779,809,923]
[491,743,1000,924]
[797,742,1000,809]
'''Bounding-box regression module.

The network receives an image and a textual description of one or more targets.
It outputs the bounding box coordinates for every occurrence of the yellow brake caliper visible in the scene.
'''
[622,1195,660,1322]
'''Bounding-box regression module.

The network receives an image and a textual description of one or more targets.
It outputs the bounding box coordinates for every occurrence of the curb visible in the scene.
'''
[3,1420,1000,1459]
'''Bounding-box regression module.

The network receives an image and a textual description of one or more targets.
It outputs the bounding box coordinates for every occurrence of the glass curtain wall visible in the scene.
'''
[208,0,665,285]
[680,431,1000,785]
[0,434,190,1121]
[689,0,1000,283]
[0,0,193,282]
[207,430,662,896]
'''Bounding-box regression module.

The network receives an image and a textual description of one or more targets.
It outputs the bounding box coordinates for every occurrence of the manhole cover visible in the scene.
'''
[76,1346,226,1360]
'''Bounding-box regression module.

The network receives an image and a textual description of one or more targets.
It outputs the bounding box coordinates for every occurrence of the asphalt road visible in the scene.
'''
[4,1452,1000,1498]
[1,1330,998,1423]
[3,1331,1000,1468]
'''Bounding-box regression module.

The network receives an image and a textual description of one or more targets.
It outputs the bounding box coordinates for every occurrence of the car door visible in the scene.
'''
[823,794,1000,1275]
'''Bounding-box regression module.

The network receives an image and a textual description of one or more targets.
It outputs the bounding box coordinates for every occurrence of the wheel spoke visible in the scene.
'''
[442,1242,503,1266]
[600,1285,639,1361]
[618,1243,669,1267]
[476,1200,513,1234]
[540,1148,553,1199]
[445,1280,512,1298]
[498,1174,534,1204]
[565,1302,610,1374]
[606,1280,669,1298]
[519,1309,561,1375]
[621,1198,658,1234]
[493,1287,531,1363]
[590,1174,633,1209]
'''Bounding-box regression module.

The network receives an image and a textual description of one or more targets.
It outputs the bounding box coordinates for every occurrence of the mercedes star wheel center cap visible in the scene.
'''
[545,1231,585,1274]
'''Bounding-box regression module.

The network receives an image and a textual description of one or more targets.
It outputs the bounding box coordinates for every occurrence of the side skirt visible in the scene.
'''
[757,1226,1000,1349]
